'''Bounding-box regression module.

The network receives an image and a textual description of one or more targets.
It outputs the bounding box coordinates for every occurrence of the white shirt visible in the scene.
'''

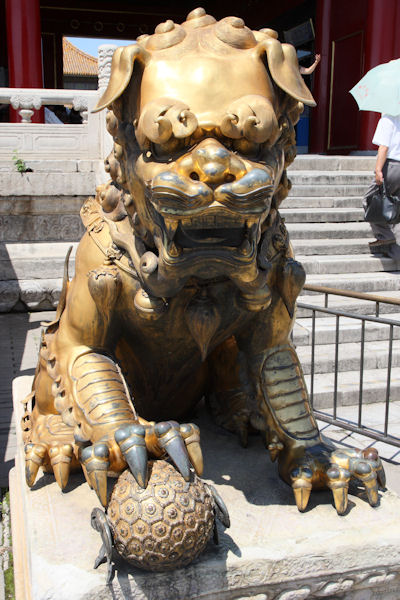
[372,114,400,160]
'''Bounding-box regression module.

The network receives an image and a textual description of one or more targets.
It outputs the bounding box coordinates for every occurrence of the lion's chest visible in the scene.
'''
[115,280,251,420]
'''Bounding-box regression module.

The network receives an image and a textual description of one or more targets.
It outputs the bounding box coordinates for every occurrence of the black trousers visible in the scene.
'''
[363,159,400,259]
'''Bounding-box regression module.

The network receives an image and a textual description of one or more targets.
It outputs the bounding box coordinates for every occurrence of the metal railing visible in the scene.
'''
[298,284,400,447]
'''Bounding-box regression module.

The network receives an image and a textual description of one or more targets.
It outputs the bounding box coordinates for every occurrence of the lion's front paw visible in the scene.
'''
[280,443,385,515]
[24,413,79,490]
[116,420,203,485]
[79,420,203,507]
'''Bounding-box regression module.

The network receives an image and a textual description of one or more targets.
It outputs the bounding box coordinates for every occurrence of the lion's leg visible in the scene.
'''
[24,256,202,505]
[207,336,252,447]
[237,268,385,515]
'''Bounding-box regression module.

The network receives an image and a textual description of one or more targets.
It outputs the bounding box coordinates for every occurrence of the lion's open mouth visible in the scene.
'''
[174,212,253,248]
[157,208,261,260]
[176,224,243,247]
[149,171,274,260]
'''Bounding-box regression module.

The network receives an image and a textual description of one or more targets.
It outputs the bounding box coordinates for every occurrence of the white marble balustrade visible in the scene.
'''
[0,44,117,162]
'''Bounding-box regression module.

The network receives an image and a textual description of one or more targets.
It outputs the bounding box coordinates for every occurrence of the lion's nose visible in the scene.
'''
[185,139,246,186]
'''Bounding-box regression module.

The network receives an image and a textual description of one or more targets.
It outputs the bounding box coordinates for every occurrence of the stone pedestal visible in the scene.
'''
[10,376,400,600]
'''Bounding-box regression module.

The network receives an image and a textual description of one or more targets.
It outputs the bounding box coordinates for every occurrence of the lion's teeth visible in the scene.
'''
[168,240,182,257]
[246,218,258,229]
[164,217,179,241]
[238,238,252,256]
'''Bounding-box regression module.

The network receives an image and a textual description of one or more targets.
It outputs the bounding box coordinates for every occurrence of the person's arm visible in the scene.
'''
[375,145,388,184]
[299,54,321,75]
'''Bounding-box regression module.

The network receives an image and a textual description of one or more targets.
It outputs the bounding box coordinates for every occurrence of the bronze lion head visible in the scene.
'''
[93,8,315,306]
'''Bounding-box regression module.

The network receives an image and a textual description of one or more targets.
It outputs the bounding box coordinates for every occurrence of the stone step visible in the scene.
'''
[287,221,372,239]
[0,242,77,280]
[0,195,85,216]
[293,312,400,346]
[297,290,400,317]
[303,272,400,294]
[305,367,400,409]
[0,214,84,242]
[288,184,367,197]
[297,339,400,375]
[0,172,96,196]
[288,171,372,185]
[0,159,98,173]
[298,254,398,275]
[281,207,364,223]
[288,196,363,209]
[288,155,376,171]
[292,238,373,255]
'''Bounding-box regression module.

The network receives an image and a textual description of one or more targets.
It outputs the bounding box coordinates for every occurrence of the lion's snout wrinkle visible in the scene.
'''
[187,139,247,187]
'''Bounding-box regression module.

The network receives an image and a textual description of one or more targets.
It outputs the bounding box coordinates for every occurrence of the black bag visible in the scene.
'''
[364,180,400,225]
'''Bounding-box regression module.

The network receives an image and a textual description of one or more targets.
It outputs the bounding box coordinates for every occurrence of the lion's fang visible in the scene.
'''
[164,217,179,241]
[168,240,182,257]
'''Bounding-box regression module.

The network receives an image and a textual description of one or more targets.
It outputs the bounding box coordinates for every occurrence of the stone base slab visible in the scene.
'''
[0,279,62,312]
[10,376,400,600]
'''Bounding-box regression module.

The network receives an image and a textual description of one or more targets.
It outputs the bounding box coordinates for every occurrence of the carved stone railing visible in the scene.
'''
[0,44,117,161]
[0,88,93,124]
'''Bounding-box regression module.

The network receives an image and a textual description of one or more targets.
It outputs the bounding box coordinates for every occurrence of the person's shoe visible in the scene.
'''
[369,239,396,255]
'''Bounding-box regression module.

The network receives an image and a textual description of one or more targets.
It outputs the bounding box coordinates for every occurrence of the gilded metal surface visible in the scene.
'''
[22,8,385,571]
[107,460,214,571]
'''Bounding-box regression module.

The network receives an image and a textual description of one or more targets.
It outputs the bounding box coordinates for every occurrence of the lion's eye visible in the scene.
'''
[232,138,260,158]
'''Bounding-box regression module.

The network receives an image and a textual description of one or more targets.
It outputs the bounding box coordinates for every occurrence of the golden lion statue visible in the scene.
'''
[22,8,385,569]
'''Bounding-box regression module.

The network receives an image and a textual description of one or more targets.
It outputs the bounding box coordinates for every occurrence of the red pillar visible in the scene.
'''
[393,1,400,59]
[359,0,397,150]
[6,0,44,123]
[309,0,332,154]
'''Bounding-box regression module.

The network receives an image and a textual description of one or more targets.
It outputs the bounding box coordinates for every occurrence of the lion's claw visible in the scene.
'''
[330,449,380,507]
[179,423,203,476]
[115,420,203,487]
[353,460,379,506]
[25,442,47,487]
[287,445,385,515]
[290,466,313,512]
[48,443,74,490]
[362,447,386,488]
[154,421,192,481]
[80,443,110,507]
[25,416,203,507]
[115,424,148,488]
[25,440,74,490]
[326,465,351,515]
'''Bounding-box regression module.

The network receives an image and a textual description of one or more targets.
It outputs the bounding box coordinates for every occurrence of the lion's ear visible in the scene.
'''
[92,44,150,113]
[258,38,316,107]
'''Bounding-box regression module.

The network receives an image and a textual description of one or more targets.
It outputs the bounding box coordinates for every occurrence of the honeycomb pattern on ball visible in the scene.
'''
[107,460,214,570]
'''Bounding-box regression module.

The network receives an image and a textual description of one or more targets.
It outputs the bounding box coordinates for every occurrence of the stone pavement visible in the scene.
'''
[2,311,400,599]
[0,311,54,487]
[10,374,400,599]
[1,311,400,492]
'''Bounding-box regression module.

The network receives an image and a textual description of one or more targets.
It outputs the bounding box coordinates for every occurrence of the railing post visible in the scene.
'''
[98,45,118,92]
[10,93,42,123]
[96,45,117,177]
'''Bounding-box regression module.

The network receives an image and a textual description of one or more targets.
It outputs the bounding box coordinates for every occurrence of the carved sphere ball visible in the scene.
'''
[107,460,214,571]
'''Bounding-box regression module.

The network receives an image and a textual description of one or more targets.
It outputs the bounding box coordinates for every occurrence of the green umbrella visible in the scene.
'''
[350,59,400,116]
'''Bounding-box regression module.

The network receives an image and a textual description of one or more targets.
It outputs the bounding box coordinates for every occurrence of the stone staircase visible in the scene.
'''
[286,155,400,412]
[0,159,95,311]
